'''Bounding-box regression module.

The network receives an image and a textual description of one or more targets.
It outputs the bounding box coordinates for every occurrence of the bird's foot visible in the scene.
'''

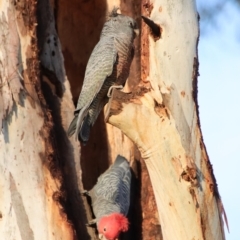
[86,219,97,226]
[107,85,123,98]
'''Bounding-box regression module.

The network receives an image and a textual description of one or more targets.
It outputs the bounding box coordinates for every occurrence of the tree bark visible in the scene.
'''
[0,0,89,239]
[0,0,226,240]
[107,1,226,240]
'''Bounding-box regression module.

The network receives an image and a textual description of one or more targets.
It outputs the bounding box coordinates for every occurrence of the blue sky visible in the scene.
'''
[197,1,240,239]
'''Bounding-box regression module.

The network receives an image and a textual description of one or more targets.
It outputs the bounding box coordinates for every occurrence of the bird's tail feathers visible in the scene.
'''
[114,155,129,167]
[78,116,91,144]
[67,115,78,137]
[75,105,89,141]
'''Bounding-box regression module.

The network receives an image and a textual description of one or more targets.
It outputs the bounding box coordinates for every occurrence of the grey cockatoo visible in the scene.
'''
[83,155,131,240]
[67,8,139,143]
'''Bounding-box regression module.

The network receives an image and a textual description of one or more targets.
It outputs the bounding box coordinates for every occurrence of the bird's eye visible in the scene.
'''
[128,21,133,27]
[103,227,106,232]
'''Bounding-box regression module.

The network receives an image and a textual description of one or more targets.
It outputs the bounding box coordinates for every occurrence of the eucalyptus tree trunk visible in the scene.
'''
[0,0,226,240]
[106,0,226,239]
[0,0,90,239]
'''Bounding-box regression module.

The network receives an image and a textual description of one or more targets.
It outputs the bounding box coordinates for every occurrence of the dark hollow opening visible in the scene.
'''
[43,0,162,239]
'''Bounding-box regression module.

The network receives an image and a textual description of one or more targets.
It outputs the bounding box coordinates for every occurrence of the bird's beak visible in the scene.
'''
[134,28,140,36]
[98,234,108,240]
[98,233,119,240]
[98,234,110,240]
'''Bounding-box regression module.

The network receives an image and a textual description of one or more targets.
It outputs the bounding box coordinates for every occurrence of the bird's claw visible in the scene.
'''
[81,190,89,196]
[107,85,123,98]
[86,219,97,226]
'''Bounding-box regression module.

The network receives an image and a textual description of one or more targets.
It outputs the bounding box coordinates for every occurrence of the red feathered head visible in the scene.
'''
[98,213,129,240]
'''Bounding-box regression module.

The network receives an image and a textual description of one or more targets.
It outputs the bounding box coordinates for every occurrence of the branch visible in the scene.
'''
[106,86,225,240]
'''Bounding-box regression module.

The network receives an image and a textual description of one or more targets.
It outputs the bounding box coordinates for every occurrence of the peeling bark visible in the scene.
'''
[0,3,23,127]
[0,0,85,239]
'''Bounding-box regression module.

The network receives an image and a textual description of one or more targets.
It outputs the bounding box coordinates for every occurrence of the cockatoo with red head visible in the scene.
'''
[83,155,131,240]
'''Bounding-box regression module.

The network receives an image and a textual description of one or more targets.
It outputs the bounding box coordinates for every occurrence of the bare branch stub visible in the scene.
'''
[105,85,150,121]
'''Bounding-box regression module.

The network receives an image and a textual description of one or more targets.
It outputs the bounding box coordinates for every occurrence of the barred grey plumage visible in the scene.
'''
[86,155,131,225]
[67,8,138,143]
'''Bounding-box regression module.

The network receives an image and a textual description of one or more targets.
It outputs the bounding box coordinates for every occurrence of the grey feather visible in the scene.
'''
[67,11,138,143]
[88,155,131,225]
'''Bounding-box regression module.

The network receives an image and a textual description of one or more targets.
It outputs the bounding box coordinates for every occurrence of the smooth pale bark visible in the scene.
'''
[107,0,226,240]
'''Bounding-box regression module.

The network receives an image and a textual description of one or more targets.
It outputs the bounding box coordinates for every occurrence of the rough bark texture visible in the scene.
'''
[0,0,87,239]
[0,0,74,239]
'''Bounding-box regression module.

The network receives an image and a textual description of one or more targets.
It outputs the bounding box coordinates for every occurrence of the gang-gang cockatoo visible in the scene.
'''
[67,8,139,144]
[83,155,132,240]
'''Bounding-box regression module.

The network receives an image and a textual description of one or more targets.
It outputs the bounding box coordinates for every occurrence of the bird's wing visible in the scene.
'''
[73,38,117,139]
[118,163,131,215]
[75,38,117,112]
[96,159,131,215]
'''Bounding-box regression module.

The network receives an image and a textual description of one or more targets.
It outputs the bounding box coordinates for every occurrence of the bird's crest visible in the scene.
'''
[109,7,120,18]
[115,213,129,232]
